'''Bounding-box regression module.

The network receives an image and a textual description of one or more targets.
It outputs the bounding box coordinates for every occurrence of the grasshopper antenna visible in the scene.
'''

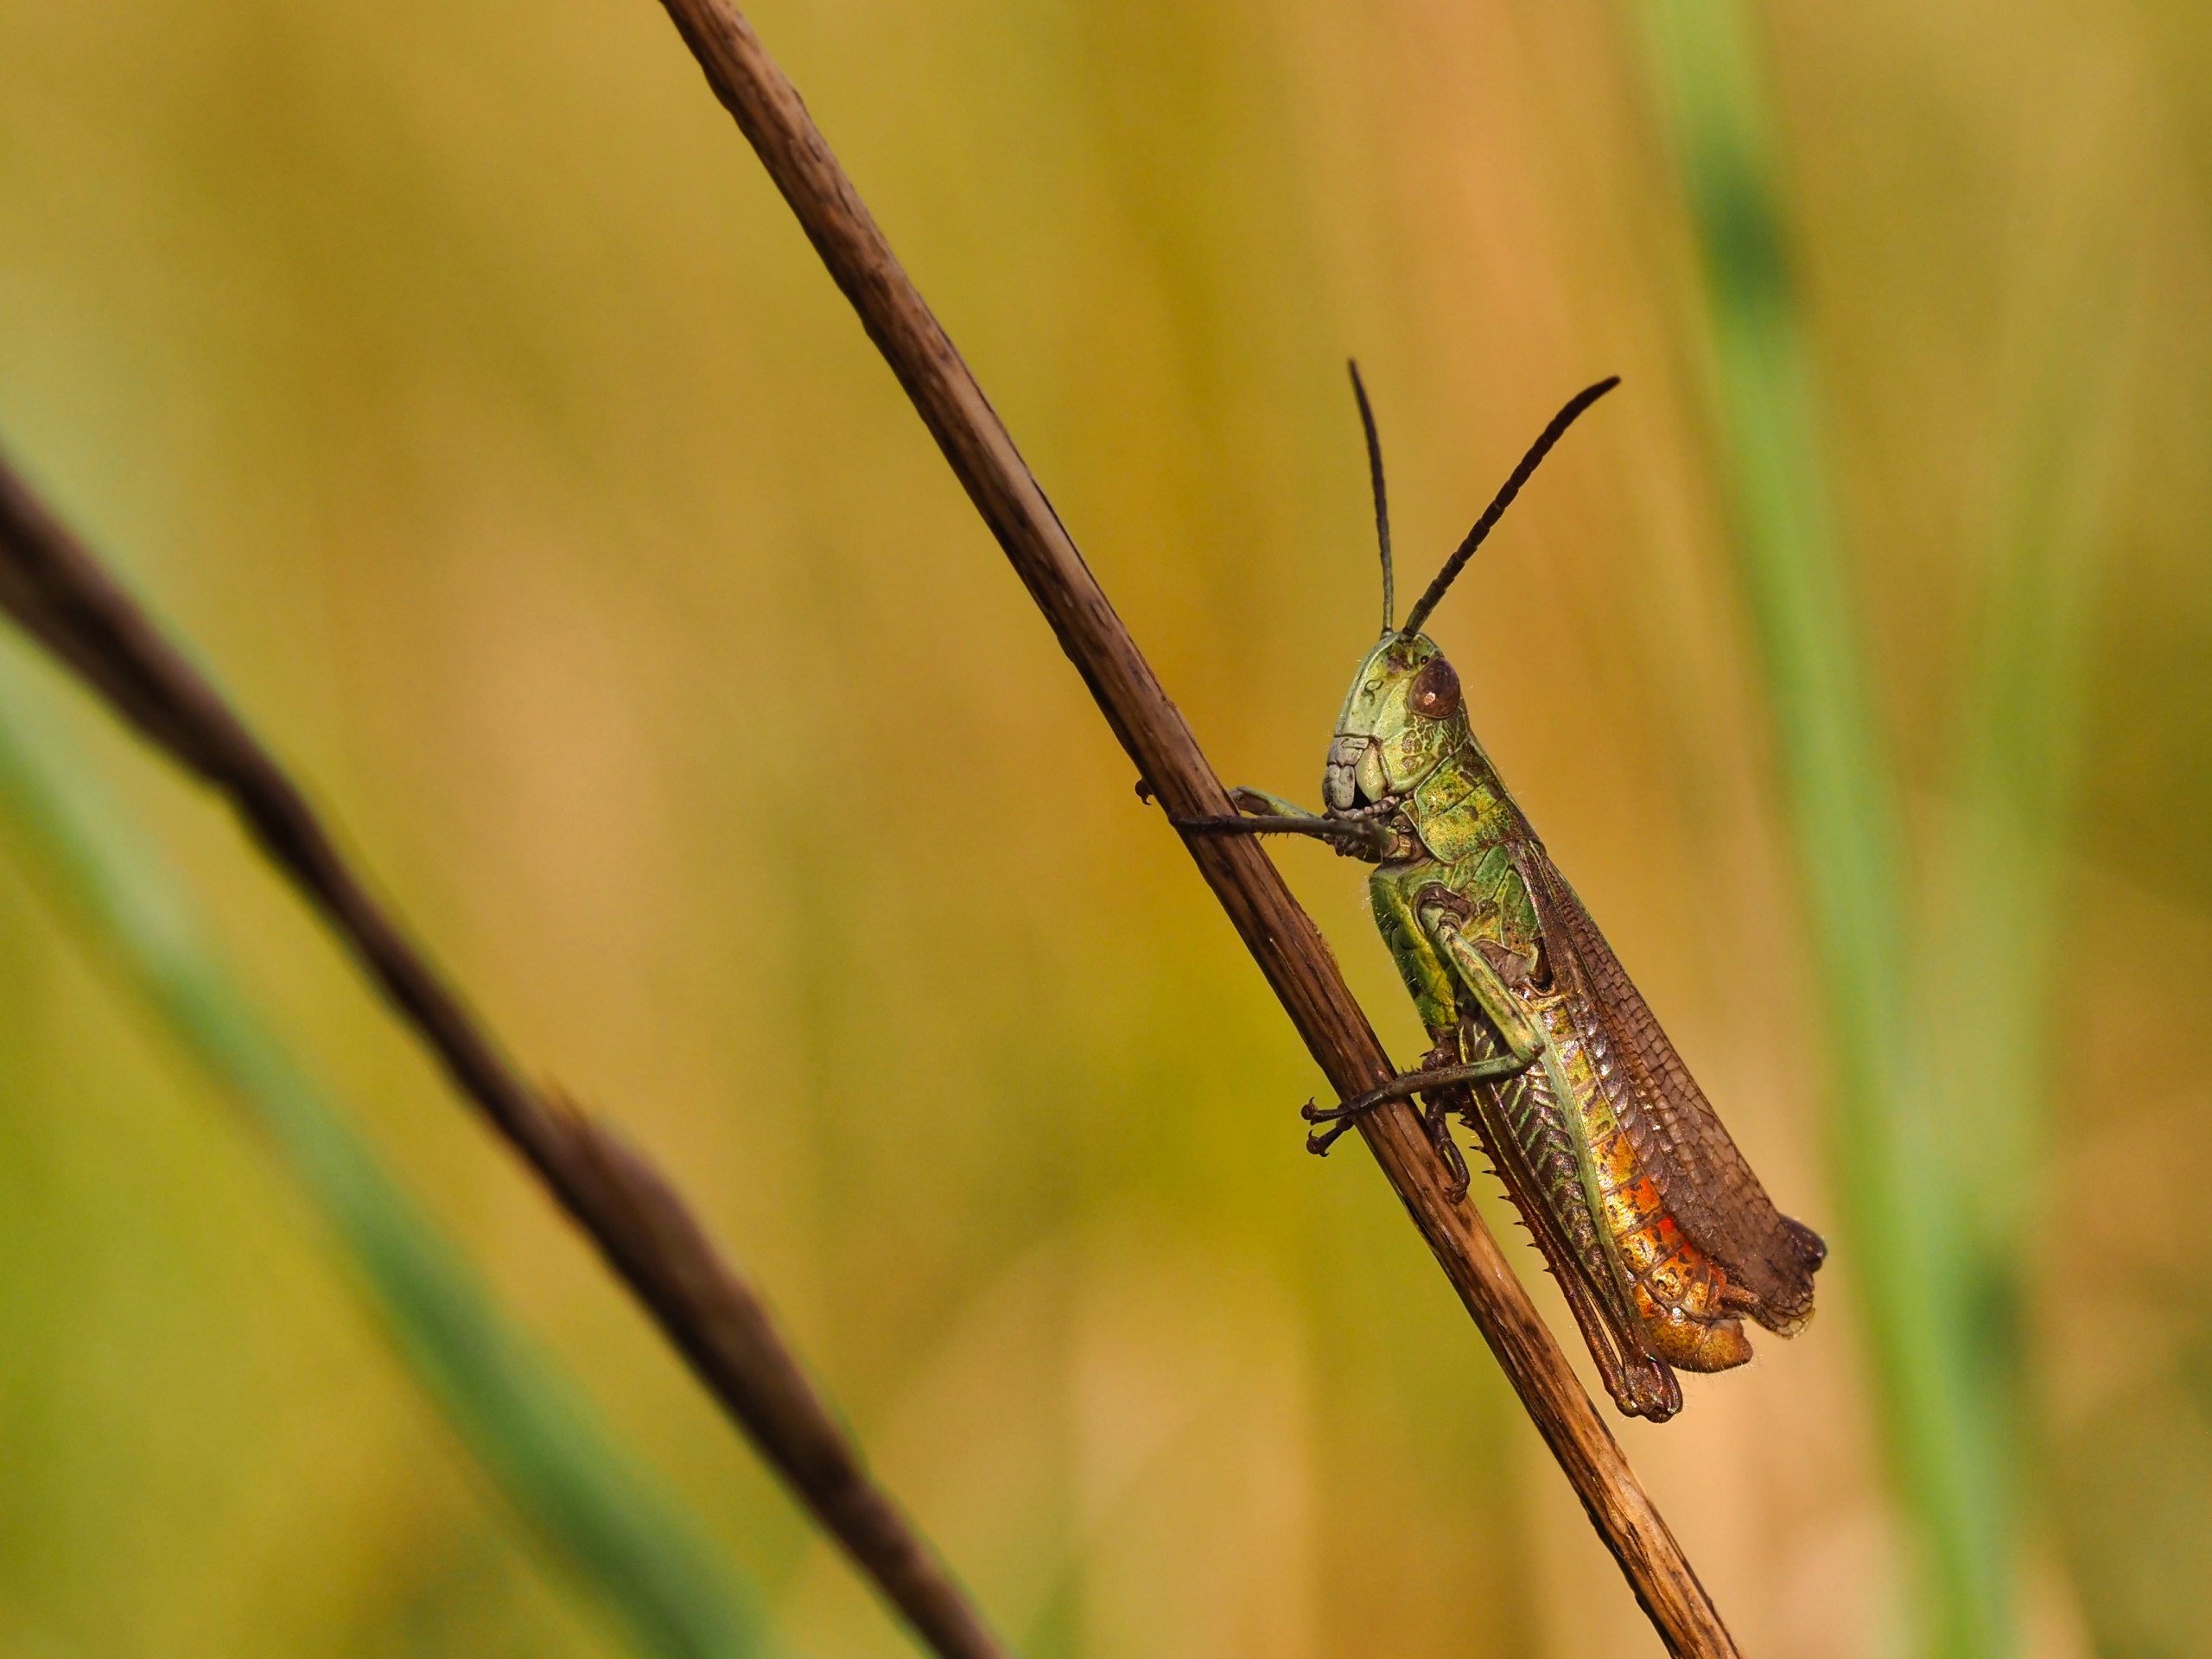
[1348,359,1393,633]
[1397,375,1621,639]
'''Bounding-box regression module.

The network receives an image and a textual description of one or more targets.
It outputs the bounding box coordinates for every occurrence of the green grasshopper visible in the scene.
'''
[1183,367,1824,1421]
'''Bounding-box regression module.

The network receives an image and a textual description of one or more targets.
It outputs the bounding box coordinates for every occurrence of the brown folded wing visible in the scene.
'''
[1516,844,1825,1334]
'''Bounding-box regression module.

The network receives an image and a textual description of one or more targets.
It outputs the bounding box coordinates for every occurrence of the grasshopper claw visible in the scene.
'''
[1305,1116,1358,1157]
[1300,1098,1360,1156]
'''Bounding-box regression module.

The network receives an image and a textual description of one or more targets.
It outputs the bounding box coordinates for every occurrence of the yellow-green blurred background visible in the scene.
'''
[0,0,2206,1656]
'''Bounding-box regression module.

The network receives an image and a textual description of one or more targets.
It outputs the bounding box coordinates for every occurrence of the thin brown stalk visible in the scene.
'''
[0,458,1008,1659]
[646,3,1739,1655]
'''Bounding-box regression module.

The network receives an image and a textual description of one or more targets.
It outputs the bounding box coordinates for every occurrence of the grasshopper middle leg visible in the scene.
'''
[1302,1051,1539,1134]
[1302,899,1551,1196]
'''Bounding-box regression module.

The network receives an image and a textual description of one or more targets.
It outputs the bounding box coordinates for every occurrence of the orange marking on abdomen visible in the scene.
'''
[1598,1143,1753,1370]
[1536,996,1758,1373]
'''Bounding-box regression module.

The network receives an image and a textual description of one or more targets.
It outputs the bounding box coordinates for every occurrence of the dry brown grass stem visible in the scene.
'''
[0,457,1011,1659]
[647,3,1741,1655]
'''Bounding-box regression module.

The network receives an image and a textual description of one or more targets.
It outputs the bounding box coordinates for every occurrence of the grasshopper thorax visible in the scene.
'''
[1324,632,1465,814]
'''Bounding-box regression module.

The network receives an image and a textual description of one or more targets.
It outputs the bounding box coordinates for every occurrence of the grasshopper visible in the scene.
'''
[1181,366,1824,1421]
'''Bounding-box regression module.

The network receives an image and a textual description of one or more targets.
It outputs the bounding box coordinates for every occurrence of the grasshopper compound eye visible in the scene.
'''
[1409,655,1461,720]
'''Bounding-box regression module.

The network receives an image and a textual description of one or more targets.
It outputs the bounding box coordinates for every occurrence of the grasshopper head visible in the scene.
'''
[1324,632,1464,812]
[1322,362,1614,817]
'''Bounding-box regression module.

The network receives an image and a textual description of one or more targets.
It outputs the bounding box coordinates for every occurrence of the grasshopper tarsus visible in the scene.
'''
[1300,1099,1364,1156]
[1435,1156,1473,1206]
[1299,1096,1474,1202]
[1305,1122,1357,1157]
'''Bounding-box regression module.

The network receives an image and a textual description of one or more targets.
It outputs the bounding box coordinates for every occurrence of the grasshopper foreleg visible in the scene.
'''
[1162,786,1397,861]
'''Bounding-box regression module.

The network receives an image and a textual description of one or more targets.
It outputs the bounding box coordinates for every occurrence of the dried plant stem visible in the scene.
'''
[647,3,1738,1655]
[0,671,772,1659]
[0,459,1008,1659]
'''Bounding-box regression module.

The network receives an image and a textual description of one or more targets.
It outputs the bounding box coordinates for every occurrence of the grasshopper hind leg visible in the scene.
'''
[1453,1081,1684,1421]
[1541,1245,1684,1421]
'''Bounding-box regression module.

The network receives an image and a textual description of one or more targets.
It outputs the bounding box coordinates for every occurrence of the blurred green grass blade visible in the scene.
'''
[1925,113,2140,1252]
[0,649,774,1659]
[1916,113,2140,1650]
[1636,5,2009,1656]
